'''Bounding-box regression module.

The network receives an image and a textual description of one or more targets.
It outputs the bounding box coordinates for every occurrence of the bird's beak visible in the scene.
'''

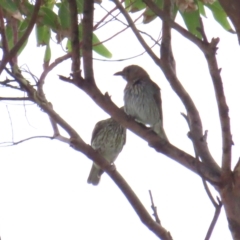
[114,71,123,76]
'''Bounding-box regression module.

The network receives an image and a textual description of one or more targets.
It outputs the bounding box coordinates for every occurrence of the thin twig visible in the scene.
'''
[113,0,160,64]
[0,97,31,101]
[38,52,72,97]
[0,136,53,147]
[6,105,14,142]
[94,4,119,30]
[181,112,222,240]
[204,198,222,240]
[149,190,161,225]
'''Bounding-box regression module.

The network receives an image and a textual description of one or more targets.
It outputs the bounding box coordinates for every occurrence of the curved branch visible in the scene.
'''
[38,52,71,97]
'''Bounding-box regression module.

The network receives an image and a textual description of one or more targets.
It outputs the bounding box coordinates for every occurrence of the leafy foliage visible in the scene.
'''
[0,0,112,63]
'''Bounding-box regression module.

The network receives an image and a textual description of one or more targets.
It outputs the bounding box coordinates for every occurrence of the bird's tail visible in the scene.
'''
[87,163,104,186]
[153,122,168,141]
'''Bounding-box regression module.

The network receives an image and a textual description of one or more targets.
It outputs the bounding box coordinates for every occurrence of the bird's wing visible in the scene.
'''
[152,80,163,126]
[91,120,106,145]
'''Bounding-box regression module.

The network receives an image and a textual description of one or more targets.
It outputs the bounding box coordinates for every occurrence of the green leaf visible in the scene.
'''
[180,9,202,38]
[66,38,72,52]
[92,33,112,58]
[205,1,234,32]
[143,0,163,24]
[129,0,146,13]
[124,0,131,11]
[198,1,206,17]
[58,1,71,30]
[44,44,51,64]
[76,0,84,13]
[36,24,51,46]
[0,0,17,12]
[39,6,60,31]
[0,0,23,20]
[17,19,29,55]
[5,24,14,50]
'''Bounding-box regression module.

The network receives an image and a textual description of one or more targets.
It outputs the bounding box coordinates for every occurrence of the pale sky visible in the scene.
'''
[0,2,240,240]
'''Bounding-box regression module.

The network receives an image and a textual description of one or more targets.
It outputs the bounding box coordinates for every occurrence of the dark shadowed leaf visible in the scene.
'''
[143,0,163,24]
[0,0,22,20]
[39,6,60,31]
[129,0,146,13]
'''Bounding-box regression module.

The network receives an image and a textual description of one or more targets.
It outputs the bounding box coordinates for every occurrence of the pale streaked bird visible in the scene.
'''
[87,114,126,185]
[114,65,168,140]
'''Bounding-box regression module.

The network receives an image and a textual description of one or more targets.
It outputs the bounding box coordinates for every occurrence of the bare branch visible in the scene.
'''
[38,52,72,97]
[149,190,161,224]
[68,0,81,79]
[203,39,232,172]
[0,97,31,101]
[82,0,94,83]
[5,105,14,142]
[204,197,222,240]
[148,190,173,239]
[181,112,222,239]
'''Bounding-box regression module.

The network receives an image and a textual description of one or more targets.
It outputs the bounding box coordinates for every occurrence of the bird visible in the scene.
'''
[114,65,168,140]
[87,114,126,185]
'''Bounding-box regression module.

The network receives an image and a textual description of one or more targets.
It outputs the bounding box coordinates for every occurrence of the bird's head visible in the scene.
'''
[114,65,149,83]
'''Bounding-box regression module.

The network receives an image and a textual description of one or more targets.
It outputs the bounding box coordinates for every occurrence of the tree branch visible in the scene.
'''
[38,52,72,98]
[82,0,94,83]
[149,190,161,225]
[0,97,31,101]
[59,74,221,185]
[197,22,232,172]
[181,113,222,240]
[204,197,222,240]
[68,0,81,79]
